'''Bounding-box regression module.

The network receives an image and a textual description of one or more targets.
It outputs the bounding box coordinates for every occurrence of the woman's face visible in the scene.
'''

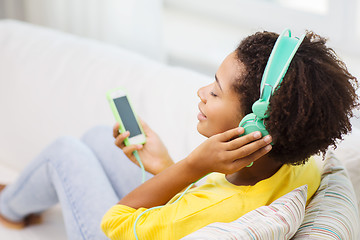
[197,52,245,138]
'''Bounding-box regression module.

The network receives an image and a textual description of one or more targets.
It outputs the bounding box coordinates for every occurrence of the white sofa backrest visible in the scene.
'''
[0,20,211,170]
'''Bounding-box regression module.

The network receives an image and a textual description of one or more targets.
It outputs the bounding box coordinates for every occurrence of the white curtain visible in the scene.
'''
[0,0,164,61]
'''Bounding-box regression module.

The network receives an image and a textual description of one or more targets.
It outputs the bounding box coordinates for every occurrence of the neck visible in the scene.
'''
[225,155,283,186]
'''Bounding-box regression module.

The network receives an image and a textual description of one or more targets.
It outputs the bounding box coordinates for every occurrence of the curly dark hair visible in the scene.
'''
[234,31,359,165]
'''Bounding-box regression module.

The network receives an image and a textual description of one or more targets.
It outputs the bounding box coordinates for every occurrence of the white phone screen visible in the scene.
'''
[113,96,142,137]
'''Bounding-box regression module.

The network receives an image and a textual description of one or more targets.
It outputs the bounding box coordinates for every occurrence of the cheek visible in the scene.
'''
[209,104,241,132]
[218,112,241,131]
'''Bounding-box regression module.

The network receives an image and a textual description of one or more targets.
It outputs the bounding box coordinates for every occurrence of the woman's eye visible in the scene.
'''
[210,91,218,97]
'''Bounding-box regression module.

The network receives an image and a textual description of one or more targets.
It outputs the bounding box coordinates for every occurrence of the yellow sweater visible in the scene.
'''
[101,158,320,240]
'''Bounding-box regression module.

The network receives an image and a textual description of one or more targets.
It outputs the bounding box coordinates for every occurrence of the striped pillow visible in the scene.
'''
[181,185,307,240]
[292,152,360,239]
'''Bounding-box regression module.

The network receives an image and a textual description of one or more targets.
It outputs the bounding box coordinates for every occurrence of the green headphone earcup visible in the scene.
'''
[239,113,269,138]
[252,100,269,118]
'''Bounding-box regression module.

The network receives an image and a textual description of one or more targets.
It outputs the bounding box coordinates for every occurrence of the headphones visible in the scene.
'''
[239,29,305,140]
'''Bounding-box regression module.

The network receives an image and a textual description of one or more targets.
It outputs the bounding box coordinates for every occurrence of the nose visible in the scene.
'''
[197,86,207,103]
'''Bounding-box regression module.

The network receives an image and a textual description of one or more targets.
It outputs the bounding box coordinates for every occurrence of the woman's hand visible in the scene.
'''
[186,127,272,176]
[113,119,174,175]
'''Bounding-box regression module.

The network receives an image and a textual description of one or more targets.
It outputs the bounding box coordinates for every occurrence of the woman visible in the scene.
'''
[1,30,358,240]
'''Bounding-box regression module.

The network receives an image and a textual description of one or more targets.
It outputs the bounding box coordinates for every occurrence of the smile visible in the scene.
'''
[198,105,207,121]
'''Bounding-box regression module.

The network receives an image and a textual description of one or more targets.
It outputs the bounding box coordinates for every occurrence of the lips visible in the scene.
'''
[198,105,207,121]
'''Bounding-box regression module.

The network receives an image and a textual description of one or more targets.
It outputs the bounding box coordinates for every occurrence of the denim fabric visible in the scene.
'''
[0,125,150,239]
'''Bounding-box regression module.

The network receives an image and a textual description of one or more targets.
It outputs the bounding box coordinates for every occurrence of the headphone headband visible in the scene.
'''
[260,29,305,103]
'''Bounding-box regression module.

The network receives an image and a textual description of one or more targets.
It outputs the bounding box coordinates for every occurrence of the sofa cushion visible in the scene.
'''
[182,185,307,240]
[292,152,359,239]
[331,127,360,214]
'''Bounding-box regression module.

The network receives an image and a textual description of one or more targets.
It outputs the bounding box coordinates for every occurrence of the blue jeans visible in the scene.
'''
[0,126,152,239]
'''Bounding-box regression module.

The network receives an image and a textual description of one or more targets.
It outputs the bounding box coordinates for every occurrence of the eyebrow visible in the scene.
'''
[214,75,223,92]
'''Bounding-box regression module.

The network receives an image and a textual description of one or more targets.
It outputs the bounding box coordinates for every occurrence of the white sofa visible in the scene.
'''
[0,20,359,239]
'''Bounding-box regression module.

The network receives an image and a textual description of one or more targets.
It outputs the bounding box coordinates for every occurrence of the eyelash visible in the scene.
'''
[210,91,218,97]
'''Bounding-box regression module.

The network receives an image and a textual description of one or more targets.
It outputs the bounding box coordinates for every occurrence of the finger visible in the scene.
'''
[122,146,140,166]
[113,122,120,138]
[225,131,263,150]
[123,145,143,160]
[114,131,130,148]
[217,127,245,142]
[232,144,272,170]
[228,135,272,160]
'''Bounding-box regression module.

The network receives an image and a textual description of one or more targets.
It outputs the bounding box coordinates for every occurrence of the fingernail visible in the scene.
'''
[264,135,272,143]
[136,144,143,149]
[253,131,261,138]
[265,145,272,151]
[238,127,244,134]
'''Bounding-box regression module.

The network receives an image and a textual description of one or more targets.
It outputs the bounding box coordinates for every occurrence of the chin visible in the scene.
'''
[197,123,212,138]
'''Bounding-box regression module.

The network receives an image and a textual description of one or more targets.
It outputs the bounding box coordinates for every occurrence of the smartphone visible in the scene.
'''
[106,87,146,146]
